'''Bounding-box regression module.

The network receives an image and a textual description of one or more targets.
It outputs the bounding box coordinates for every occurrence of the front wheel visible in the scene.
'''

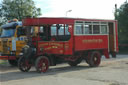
[35,56,50,73]
[18,57,31,72]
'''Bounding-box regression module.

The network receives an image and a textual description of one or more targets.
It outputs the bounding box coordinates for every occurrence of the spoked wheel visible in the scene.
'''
[88,51,101,67]
[18,57,31,72]
[35,56,49,73]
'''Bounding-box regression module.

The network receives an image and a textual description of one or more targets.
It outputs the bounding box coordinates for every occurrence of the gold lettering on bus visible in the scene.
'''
[44,47,52,50]
[40,43,48,47]
[83,39,103,43]
[49,43,63,47]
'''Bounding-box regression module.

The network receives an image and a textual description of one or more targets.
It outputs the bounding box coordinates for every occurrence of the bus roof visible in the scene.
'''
[23,17,117,26]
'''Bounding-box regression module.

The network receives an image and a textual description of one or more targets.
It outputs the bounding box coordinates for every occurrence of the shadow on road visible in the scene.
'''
[0,64,95,82]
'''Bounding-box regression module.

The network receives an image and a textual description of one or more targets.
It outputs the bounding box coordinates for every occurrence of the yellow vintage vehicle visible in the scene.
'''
[0,21,27,66]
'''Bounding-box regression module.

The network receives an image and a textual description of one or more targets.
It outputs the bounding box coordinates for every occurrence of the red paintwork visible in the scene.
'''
[23,17,118,59]
[0,56,16,60]
[115,21,119,52]
[23,17,116,26]
[74,35,108,51]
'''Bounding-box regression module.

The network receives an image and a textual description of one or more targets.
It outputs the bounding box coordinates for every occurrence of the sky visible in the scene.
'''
[0,0,126,19]
[33,0,126,19]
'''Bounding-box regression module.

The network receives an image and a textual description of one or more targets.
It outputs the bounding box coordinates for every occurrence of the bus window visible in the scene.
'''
[101,25,108,34]
[39,25,51,41]
[51,24,57,36]
[93,25,100,34]
[40,26,44,33]
[84,25,92,34]
[65,24,70,35]
[75,25,83,34]
[50,24,71,41]
[58,25,64,35]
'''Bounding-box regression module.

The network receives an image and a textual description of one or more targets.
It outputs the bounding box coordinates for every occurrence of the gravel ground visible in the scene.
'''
[0,54,128,85]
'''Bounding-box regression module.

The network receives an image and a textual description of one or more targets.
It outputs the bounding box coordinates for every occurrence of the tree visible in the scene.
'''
[115,2,128,43]
[0,0,41,24]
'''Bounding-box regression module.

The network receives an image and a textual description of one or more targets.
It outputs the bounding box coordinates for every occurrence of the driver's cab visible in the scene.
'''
[28,24,73,55]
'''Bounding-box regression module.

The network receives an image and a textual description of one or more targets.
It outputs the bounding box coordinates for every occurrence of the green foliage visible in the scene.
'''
[0,0,41,24]
[115,2,128,43]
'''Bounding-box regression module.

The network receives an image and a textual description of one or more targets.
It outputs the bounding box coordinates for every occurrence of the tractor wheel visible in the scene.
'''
[35,56,50,73]
[18,57,31,72]
[68,58,82,67]
[88,51,101,67]
[8,60,17,66]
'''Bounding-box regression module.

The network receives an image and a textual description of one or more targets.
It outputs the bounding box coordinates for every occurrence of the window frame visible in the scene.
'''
[74,20,108,35]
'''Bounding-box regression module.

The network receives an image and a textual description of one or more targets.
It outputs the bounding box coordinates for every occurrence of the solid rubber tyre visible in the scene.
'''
[88,51,101,67]
[18,56,31,72]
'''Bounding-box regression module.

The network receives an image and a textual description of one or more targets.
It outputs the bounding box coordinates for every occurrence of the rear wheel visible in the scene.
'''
[18,57,31,72]
[87,51,101,67]
[8,60,17,66]
[35,56,49,73]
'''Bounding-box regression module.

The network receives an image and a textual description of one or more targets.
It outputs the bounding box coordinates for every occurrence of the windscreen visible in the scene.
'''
[1,28,15,37]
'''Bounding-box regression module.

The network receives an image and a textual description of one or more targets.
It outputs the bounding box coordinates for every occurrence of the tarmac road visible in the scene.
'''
[0,54,128,85]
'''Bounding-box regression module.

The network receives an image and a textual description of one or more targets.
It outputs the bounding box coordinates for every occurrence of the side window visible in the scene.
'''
[65,24,70,35]
[51,25,57,36]
[75,24,83,34]
[101,25,107,34]
[93,25,100,34]
[50,24,71,41]
[40,26,44,33]
[58,25,64,35]
[75,21,108,35]
[84,25,92,34]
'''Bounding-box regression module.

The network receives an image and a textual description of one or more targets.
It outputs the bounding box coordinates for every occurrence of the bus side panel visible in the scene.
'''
[74,35,108,51]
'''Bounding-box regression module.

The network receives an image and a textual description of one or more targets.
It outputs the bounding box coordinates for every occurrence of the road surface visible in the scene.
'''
[0,54,128,85]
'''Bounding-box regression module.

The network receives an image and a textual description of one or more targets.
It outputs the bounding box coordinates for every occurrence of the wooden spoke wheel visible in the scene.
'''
[88,51,101,67]
[35,56,49,73]
[18,57,31,72]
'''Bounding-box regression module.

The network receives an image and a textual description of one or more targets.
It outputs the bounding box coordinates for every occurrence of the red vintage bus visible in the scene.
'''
[18,17,118,73]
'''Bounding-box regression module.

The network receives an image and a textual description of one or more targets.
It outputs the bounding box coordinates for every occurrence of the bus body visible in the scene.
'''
[18,17,118,72]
